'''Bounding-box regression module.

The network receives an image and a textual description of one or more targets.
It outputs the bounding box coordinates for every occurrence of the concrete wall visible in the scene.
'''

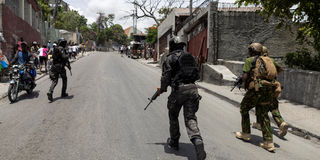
[278,69,320,108]
[217,11,299,61]
[1,4,41,58]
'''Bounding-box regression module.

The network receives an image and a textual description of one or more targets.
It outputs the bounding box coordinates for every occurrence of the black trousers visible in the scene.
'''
[167,84,202,141]
[48,65,67,94]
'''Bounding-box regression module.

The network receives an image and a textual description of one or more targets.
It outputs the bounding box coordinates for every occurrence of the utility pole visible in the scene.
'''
[133,0,137,34]
[189,0,193,16]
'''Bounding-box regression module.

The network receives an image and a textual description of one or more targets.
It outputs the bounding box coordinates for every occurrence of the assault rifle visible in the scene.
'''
[144,88,162,110]
[231,76,243,92]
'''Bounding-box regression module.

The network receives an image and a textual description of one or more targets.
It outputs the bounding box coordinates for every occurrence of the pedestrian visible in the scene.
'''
[236,43,280,152]
[47,38,71,102]
[158,36,206,160]
[0,50,9,75]
[252,46,288,138]
[38,45,48,73]
[47,40,52,51]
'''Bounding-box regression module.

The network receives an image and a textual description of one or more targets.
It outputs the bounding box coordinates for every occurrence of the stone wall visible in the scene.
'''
[217,11,299,61]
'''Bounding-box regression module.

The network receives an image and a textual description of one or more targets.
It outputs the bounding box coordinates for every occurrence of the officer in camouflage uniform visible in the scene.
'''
[47,38,71,102]
[159,36,206,160]
[235,43,277,152]
[252,46,289,138]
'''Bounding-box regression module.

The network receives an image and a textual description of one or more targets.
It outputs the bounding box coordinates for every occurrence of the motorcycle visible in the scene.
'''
[8,63,36,103]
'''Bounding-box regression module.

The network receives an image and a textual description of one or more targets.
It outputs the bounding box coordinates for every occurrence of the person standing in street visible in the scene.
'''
[236,43,280,152]
[158,36,206,160]
[252,46,288,138]
[38,45,48,73]
[47,38,71,102]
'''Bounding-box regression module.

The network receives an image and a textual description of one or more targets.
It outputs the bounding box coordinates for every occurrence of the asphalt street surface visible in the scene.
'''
[0,52,319,160]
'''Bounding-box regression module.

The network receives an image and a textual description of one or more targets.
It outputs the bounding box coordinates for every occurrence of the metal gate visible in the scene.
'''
[187,28,208,65]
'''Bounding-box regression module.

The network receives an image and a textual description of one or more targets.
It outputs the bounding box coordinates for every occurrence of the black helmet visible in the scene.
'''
[58,38,67,47]
[169,35,186,52]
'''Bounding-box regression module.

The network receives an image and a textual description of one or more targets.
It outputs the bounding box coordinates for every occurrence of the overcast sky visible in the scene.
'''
[63,0,236,32]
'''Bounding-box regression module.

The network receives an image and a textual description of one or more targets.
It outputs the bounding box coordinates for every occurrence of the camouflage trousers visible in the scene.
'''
[256,99,285,127]
[240,88,274,141]
[167,84,202,141]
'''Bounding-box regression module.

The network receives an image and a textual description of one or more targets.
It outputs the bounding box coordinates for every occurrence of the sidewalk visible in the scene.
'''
[137,58,320,143]
[0,51,95,100]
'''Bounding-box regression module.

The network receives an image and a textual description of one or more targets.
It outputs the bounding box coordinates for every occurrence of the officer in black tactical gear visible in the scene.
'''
[159,36,206,160]
[47,38,71,102]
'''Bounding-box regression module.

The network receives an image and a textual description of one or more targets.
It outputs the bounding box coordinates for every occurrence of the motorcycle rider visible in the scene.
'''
[159,36,206,160]
[47,38,71,102]
[10,41,36,88]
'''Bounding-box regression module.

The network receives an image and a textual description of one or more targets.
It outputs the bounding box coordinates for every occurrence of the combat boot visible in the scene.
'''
[259,141,275,152]
[278,122,289,138]
[167,138,179,151]
[235,132,251,141]
[192,138,206,160]
[47,92,53,102]
[61,93,69,98]
[252,122,261,130]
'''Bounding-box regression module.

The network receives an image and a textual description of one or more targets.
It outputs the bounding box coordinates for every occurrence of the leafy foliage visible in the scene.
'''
[146,26,157,44]
[37,0,52,21]
[285,48,320,71]
[54,10,87,32]
[107,24,128,45]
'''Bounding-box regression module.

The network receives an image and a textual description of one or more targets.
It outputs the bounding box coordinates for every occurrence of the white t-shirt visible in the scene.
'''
[72,46,77,52]
[38,48,44,57]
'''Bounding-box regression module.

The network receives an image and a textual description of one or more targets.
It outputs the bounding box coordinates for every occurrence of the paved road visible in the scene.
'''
[0,52,319,160]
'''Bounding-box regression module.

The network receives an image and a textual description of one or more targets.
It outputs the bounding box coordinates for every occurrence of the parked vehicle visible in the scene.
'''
[8,63,35,103]
[129,41,143,59]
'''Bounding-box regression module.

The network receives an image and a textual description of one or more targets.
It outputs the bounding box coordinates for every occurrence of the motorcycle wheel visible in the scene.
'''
[8,84,18,103]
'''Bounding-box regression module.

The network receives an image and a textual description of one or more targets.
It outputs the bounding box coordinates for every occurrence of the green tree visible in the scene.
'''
[54,10,87,32]
[108,24,128,45]
[37,0,52,21]
[146,25,157,44]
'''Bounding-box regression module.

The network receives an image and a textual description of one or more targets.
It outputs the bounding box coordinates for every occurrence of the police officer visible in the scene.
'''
[159,36,206,160]
[236,43,277,152]
[47,38,71,102]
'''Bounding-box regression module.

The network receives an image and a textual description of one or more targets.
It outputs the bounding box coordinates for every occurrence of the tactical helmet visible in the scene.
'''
[248,43,263,55]
[262,46,268,56]
[169,35,186,52]
[58,38,67,47]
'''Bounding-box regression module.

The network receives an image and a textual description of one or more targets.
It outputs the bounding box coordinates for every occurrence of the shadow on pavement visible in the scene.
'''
[148,142,196,160]
[49,95,74,103]
[17,90,40,101]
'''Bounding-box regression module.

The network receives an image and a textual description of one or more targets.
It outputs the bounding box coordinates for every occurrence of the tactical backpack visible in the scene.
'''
[250,55,278,91]
[174,51,200,84]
